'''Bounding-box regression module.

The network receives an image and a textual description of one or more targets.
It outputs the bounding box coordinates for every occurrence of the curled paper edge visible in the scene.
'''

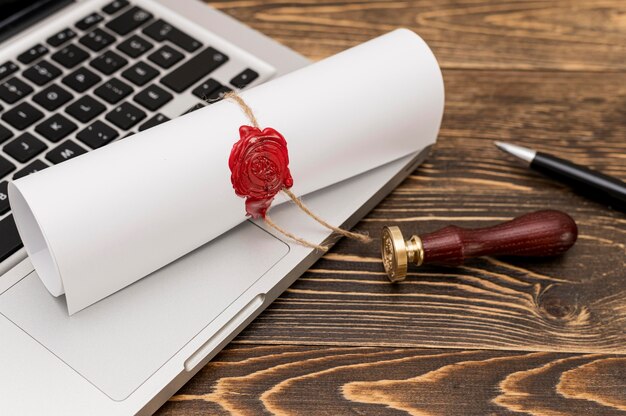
[9,184,64,296]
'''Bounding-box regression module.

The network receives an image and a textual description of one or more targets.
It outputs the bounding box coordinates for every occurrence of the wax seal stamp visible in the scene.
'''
[229,125,293,219]
[381,210,578,282]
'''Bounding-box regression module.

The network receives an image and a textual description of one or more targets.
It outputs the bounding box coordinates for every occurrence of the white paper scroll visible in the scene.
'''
[9,29,444,314]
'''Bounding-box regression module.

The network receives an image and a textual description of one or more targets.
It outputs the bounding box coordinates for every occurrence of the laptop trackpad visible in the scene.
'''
[0,221,288,401]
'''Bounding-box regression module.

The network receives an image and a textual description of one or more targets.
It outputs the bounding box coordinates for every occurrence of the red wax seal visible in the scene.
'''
[228,125,293,218]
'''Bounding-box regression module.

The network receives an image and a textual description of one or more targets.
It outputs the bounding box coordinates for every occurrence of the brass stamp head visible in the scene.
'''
[381,226,424,282]
[381,226,408,282]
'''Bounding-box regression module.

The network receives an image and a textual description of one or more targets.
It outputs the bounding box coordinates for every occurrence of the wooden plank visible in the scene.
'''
[158,345,626,415]
[208,0,626,70]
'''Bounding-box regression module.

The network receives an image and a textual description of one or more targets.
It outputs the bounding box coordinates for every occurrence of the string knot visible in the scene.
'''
[222,91,372,251]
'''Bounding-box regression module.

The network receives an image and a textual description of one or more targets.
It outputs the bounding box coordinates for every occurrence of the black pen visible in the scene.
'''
[495,142,626,211]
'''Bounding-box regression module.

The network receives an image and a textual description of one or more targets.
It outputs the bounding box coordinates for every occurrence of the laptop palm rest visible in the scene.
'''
[0,222,289,401]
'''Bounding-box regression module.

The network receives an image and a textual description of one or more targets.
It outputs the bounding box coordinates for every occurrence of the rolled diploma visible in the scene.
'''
[9,29,444,314]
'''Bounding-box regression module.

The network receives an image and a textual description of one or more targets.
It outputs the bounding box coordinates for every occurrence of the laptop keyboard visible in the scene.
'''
[0,0,263,265]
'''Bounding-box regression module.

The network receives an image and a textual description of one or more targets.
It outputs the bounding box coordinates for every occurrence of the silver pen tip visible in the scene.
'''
[494,141,536,163]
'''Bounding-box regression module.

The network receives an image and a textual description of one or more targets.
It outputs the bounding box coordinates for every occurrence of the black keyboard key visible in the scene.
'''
[0,61,18,81]
[181,102,204,115]
[80,28,116,52]
[0,155,15,178]
[46,140,86,164]
[192,78,221,100]
[76,13,103,31]
[138,113,169,132]
[77,120,118,149]
[52,44,89,69]
[33,84,73,111]
[161,47,228,93]
[103,0,130,15]
[4,132,47,163]
[117,35,153,58]
[47,28,76,47]
[0,216,23,263]
[13,159,48,179]
[62,67,102,92]
[122,61,158,86]
[143,19,202,52]
[35,114,77,143]
[106,101,146,130]
[106,6,153,36]
[90,50,128,75]
[230,68,259,89]
[205,85,232,104]
[0,123,13,144]
[23,60,62,86]
[2,103,43,130]
[94,78,133,104]
[148,45,183,69]
[134,84,172,111]
[17,44,48,65]
[65,95,105,123]
[0,181,8,214]
[0,77,33,104]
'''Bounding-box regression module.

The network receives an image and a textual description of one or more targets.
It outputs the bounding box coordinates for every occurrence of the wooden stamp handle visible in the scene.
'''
[421,210,578,265]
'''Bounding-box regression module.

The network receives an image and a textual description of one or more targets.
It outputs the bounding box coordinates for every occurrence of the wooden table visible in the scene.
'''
[158,1,626,414]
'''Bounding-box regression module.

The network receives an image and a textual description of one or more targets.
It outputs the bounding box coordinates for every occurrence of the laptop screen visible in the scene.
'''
[0,0,68,40]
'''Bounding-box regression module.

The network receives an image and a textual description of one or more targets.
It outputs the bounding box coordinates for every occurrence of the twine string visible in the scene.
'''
[282,188,372,243]
[223,92,372,249]
[224,92,259,129]
[264,215,329,252]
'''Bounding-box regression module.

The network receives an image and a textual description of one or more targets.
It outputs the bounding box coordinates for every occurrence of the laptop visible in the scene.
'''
[0,0,434,414]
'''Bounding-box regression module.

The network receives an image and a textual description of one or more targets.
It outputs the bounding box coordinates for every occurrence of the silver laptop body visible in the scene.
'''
[0,0,431,414]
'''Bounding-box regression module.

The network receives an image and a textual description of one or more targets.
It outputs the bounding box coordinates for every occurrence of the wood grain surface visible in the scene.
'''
[158,1,626,414]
